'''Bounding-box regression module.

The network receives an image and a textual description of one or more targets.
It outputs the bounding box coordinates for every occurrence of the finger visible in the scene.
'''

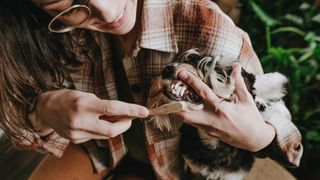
[97,100,149,118]
[85,118,132,137]
[64,130,109,142]
[175,110,219,127]
[178,70,220,105]
[99,115,139,122]
[71,139,91,144]
[231,64,253,103]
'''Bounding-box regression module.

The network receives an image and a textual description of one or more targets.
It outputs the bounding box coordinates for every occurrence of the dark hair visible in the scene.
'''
[0,0,66,142]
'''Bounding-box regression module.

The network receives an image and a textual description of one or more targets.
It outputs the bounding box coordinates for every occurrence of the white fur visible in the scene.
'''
[254,72,288,101]
[184,156,246,180]
[223,171,246,180]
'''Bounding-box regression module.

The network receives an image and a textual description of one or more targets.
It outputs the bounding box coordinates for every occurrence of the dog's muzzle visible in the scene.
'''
[161,65,202,104]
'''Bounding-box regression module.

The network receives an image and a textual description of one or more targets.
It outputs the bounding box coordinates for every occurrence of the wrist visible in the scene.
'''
[252,123,276,152]
[28,94,53,136]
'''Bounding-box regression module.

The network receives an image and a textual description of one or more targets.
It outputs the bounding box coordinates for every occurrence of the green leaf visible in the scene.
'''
[305,32,316,43]
[311,13,320,23]
[249,0,280,27]
[271,26,306,37]
[267,47,291,64]
[306,131,320,141]
[284,14,304,25]
[299,3,311,10]
[299,51,313,62]
[304,108,320,119]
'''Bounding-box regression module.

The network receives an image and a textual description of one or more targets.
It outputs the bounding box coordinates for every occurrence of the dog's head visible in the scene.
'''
[160,49,241,102]
[147,49,240,130]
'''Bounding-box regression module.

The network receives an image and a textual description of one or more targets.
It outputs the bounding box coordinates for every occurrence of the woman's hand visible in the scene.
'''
[34,89,149,144]
[175,64,275,152]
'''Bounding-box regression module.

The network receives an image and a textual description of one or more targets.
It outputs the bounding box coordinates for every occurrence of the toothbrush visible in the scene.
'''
[148,101,204,116]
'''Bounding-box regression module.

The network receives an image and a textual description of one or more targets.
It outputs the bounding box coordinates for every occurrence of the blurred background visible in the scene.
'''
[1,0,319,179]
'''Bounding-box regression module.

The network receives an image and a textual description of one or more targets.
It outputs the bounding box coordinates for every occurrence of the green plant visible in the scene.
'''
[241,1,320,150]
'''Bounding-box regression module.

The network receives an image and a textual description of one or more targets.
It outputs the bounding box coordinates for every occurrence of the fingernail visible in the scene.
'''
[232,62,241,69]
[179,70,189,80]
[140,108,149,117]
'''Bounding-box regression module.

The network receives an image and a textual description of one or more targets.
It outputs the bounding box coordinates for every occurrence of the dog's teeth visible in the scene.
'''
[174,81,182,90]
[176,86,182,96]
[172,89,177,94]
[175,89,181,97]
[174,90,179,97]
[170,83,174,90]
[180,86,187,96]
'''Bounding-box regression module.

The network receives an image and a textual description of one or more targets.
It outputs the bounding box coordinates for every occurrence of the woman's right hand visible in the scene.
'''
[34,89,149,144]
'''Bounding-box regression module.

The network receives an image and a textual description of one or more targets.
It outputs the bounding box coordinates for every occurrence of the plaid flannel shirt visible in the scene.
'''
[21,0,303,179]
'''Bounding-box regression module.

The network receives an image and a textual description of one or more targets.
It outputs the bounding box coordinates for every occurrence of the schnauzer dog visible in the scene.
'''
[147,49,290,180]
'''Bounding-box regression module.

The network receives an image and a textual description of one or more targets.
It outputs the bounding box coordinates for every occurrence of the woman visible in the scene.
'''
[0,0,302,179]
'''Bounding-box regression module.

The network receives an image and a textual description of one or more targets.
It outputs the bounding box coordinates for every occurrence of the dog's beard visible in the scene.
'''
[147,76,204,131]
[163,79,202,103]
[147,51,240,131]
[147,76,176,131]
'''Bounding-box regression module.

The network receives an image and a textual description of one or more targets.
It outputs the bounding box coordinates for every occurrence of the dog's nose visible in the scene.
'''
[162,65,176,80]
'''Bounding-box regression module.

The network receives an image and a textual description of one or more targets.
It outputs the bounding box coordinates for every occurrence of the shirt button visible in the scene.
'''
[131,84,141,94]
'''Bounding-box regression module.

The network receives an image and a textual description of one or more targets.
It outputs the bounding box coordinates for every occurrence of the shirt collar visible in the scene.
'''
[135,0,178,55]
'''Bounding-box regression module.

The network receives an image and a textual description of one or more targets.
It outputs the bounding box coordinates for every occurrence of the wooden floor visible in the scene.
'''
[0,135,44,180]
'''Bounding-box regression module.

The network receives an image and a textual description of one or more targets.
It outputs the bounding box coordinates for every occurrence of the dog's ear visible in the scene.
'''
[254,72,288,101]
[177,49,201,67]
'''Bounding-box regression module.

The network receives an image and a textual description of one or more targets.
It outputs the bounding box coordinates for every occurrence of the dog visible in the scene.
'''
[147,49,291,180]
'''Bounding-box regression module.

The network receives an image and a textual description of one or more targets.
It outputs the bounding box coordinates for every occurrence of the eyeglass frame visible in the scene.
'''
[48,0,91,33]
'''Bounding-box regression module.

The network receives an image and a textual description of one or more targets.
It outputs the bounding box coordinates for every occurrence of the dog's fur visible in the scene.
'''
[147,49,291,180]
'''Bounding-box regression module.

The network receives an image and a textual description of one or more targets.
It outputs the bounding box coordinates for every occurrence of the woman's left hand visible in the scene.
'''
[175,64,275,152]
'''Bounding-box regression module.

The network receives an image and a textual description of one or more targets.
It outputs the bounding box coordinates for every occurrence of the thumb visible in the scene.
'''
[231,64,252,103]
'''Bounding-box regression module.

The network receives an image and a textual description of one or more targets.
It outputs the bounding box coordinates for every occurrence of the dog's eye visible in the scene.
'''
[162,65,176,80]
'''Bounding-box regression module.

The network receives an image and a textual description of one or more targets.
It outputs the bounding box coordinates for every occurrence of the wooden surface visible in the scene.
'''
[29,144,105,180]
[247,158,296,180]
[0,136,44,180]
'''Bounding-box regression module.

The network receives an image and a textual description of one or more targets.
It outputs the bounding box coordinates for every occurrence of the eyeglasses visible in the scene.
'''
[48,0,91,33]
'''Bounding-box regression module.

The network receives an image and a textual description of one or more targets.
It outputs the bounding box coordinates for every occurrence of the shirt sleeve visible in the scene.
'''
[254,102,303,167]
[13,93,70,158]
[238,30,303,167]
[14,130,69,158]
